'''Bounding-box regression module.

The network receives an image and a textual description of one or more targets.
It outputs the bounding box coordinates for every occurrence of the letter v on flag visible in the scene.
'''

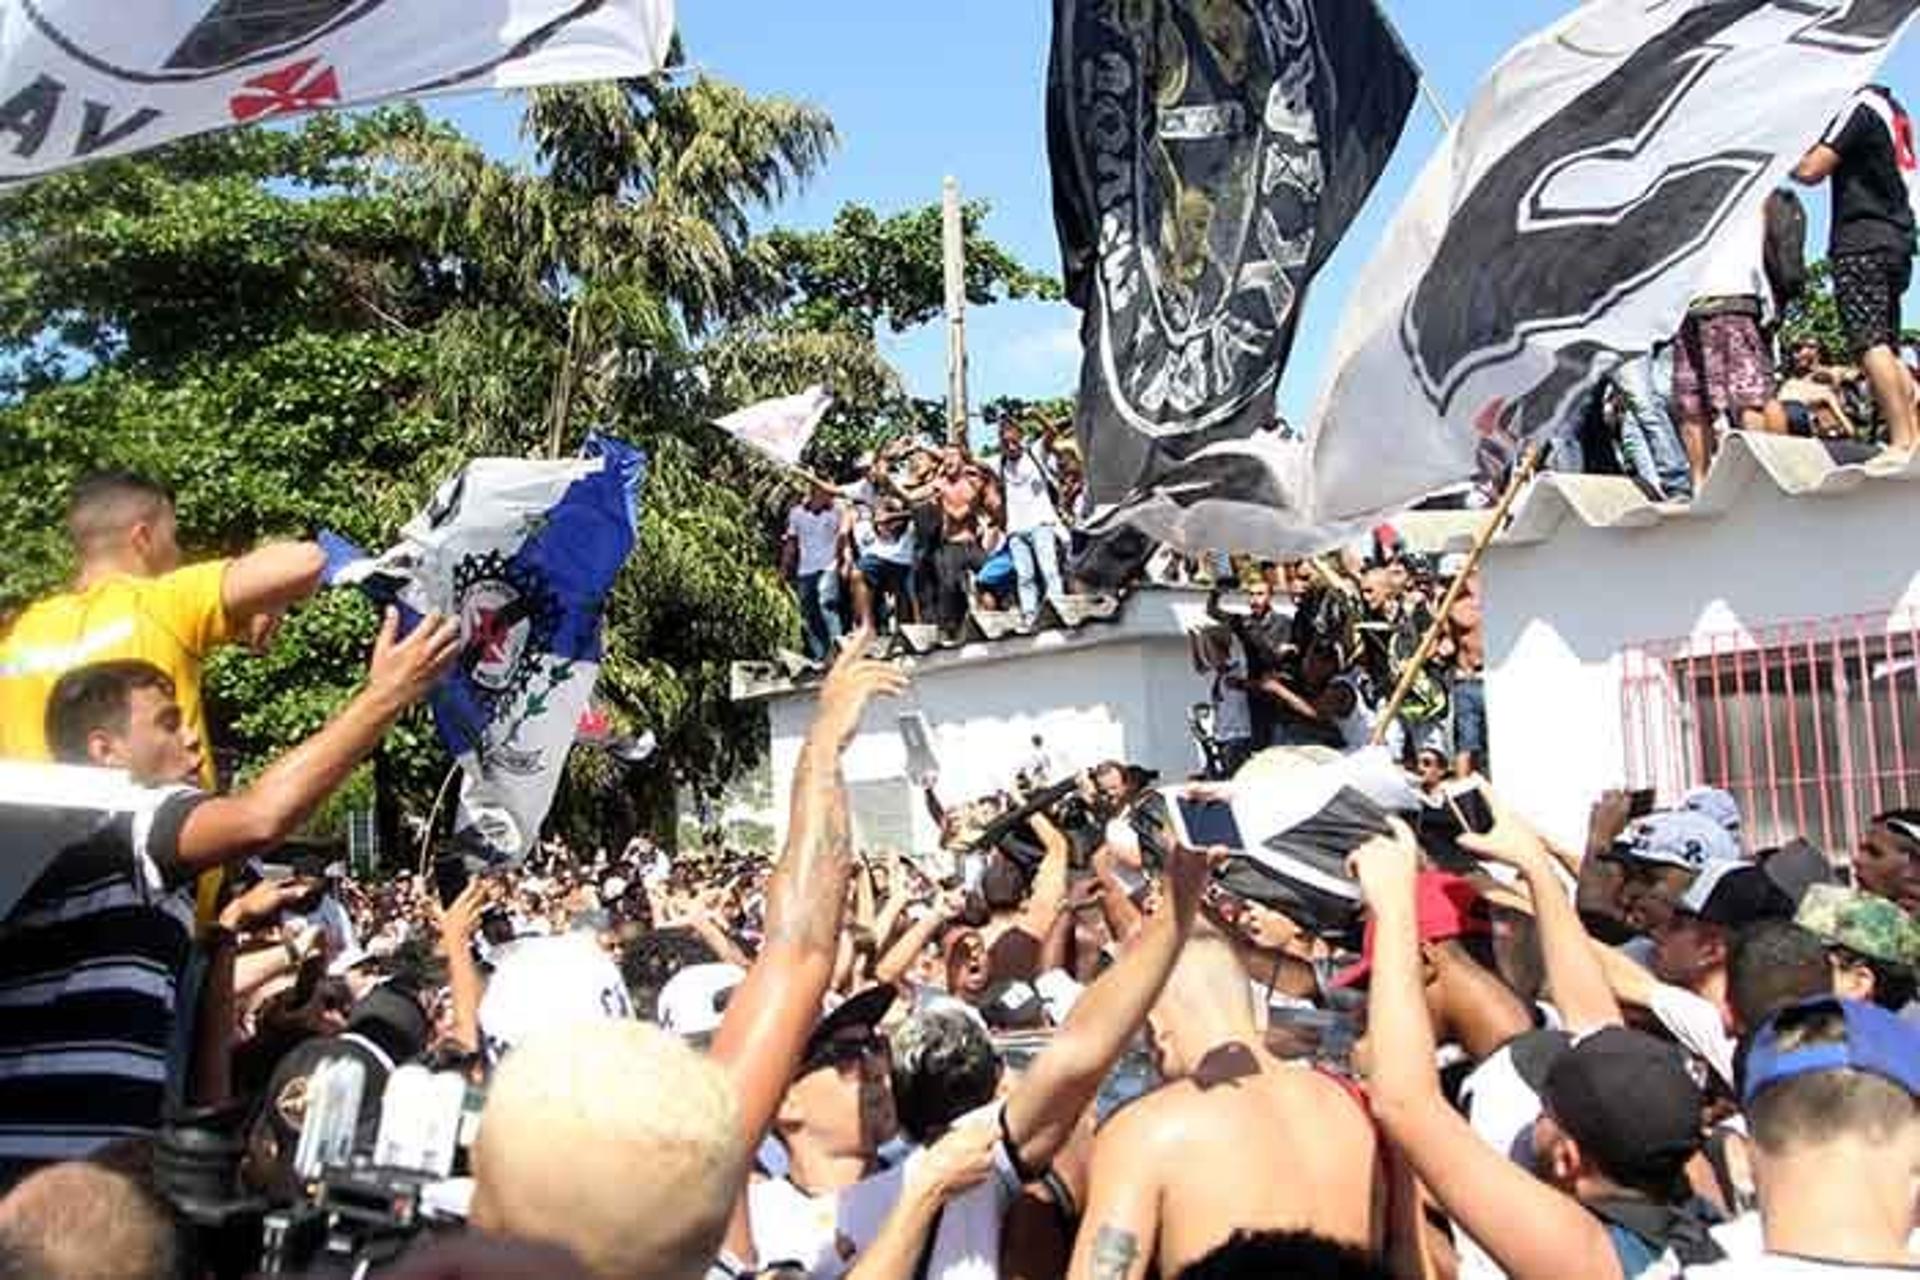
[322,435,647,864]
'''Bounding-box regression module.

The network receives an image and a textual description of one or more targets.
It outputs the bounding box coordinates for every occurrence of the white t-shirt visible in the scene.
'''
[787,504,842,577]
[747,1125,1021,1279]
[998,449,1059,533]
[854,511,916,567]
[1646,982,1736,1090]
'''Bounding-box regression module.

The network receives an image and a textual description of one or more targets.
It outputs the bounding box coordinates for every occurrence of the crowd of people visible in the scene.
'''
[4,66,1920,1280]
[1,467,1918,1280]
[781,417,1088,659]
[1559,88,1919,501]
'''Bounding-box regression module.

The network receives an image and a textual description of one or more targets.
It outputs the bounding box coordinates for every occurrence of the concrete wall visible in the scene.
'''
[1482,477,1920,850]
[764,632,1208,854]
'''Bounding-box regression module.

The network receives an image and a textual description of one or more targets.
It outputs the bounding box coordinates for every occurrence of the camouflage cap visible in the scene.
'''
[1795,884,1920,968]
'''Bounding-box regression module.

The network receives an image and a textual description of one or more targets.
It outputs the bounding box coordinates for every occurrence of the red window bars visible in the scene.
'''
[1620,608,1920,861]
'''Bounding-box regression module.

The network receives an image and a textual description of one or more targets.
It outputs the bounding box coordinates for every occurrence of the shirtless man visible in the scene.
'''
[1068,933,1383,1279]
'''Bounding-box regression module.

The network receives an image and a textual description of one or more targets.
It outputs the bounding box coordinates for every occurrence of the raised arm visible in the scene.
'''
[873,892,961,988]
[1015,810,1072,940]
[1002,842,1213,1175]
[1460,792,1623,1034]
[1067,1102,1162,1280]
[1353,825,1622,1280]
[221,540,327,628]
[708,630,906,1232]
[178,610,460,870]
[436,877,491,1054]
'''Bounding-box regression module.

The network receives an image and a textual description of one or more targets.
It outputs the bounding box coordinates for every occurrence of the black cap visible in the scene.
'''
[977,979,1047,1031]
[799,985,896,1068]
[1541,1028,1703,1191]
[1678,862,1796,928]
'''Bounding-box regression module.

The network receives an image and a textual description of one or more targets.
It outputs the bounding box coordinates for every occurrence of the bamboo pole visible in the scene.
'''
[1368,446,1543,745]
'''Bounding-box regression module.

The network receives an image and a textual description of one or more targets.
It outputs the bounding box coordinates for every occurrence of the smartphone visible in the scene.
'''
[1161,792,1245,851]
[1627,788,1658,820]
[1445,781,1495,837]
[898,711,940,787]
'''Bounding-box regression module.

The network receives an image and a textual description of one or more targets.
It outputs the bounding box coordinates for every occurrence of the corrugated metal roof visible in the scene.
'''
[1396,434,1920,555]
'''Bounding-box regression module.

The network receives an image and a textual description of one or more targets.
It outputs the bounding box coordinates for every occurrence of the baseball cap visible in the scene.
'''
[1331,872,1491,989]
[1794,885,1920,968]
[656,962,746,1042]
[798,984,897,1074]
[1680,787,1743,841]
[1743,996,1920,1108]
[1675,861,1795,927]
[478,933,634,1064]
[977,978,1047,1031]
[1611,810,1741,873]
[1542,1027,1704,1189]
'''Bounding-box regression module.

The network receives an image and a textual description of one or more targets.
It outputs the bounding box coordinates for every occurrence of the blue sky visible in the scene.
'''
[431,1,1920,425]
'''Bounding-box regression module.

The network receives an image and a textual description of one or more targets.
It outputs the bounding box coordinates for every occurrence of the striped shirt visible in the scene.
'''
[0,785,206,1183]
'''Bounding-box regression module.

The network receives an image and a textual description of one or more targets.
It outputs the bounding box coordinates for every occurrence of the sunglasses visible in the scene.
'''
[802,1033,889,1076]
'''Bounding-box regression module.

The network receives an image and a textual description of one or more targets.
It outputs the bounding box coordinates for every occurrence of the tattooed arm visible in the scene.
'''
[709,629,908,1257]
[1067,1098,1163,1280]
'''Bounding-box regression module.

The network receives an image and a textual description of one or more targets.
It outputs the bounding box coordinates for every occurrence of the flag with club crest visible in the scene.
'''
[713,386,833,472]
[1047,0,1416,558]
[323,435,646,864]
[1301,0,1920,532]
[0,0,675,183]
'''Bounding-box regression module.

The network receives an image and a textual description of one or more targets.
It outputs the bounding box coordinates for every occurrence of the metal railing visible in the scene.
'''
[1621,608,1920,858]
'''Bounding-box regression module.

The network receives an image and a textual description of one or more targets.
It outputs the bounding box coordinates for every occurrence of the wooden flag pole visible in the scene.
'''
[1368,445,1542,746]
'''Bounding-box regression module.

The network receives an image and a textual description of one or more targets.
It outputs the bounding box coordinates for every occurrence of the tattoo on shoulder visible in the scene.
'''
[1091,1225,1140,1280]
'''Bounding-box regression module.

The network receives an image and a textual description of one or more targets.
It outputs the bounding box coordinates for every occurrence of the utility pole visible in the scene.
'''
[942,175,969,447]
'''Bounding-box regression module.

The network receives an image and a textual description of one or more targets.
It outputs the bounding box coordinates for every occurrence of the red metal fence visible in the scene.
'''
[1621,608,1920,859]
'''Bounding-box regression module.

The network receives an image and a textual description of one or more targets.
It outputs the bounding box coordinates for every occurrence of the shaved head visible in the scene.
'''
[1151,931,1257,1077]
[64,471,180,576]
[471,1020,746,1280]
[0,1161,179,1280]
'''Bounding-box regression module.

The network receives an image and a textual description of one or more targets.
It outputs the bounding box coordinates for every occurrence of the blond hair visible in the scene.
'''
[473,1020,747,1279]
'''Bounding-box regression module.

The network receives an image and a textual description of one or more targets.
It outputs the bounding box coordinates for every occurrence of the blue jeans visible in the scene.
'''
[1007,524,1066,623]
[1613,348,1692,500]
[796,570,843,660]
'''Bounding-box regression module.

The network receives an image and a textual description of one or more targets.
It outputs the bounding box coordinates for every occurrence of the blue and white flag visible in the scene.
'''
[324,435,647,863]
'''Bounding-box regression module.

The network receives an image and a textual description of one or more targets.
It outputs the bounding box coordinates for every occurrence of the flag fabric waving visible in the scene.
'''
[713,385,833,471]
[324,435,646,864]
[1302,0,1920,531]
[1047,0,1416,555]
[0,0,675,183]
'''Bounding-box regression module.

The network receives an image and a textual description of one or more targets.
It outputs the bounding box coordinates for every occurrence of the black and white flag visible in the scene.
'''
[1047,0,1416,557]
[0,0,675,183]
[1302,0,1920,530]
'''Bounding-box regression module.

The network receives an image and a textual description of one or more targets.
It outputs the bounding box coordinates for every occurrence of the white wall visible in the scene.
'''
[764,633,1206,853]
[1483,477,1920,849]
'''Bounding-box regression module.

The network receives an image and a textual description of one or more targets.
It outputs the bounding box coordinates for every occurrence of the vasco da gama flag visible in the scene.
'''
[1047,0,1415,555]
[0,0,675,182]
[1302,0,1920,530]
[325,435,646,864]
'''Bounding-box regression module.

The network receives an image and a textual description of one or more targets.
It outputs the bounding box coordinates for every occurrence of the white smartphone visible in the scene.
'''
[1159,790,1245,851]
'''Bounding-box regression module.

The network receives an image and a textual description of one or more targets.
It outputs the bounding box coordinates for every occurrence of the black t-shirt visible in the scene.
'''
[1824,91,1918,257]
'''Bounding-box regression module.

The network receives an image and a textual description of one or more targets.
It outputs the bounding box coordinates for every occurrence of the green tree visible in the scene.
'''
[0,70,1064,849]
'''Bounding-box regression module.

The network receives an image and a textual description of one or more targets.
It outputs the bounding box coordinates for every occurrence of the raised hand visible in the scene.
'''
[1348,820,1421,906]
[219,875,319,932]
[367,608,464,707]
[810,624,909,751]
[436,877,490,949]
[906,1119,1000,1203]
[1162,841,1226,926]
[1458,788,1551,873]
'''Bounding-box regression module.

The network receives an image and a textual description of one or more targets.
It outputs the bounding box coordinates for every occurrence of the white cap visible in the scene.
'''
[478,934,632,1064]
[656,963,746,1041]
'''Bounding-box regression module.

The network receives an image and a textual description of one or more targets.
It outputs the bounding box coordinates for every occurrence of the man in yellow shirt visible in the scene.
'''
[1,470,326,779]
